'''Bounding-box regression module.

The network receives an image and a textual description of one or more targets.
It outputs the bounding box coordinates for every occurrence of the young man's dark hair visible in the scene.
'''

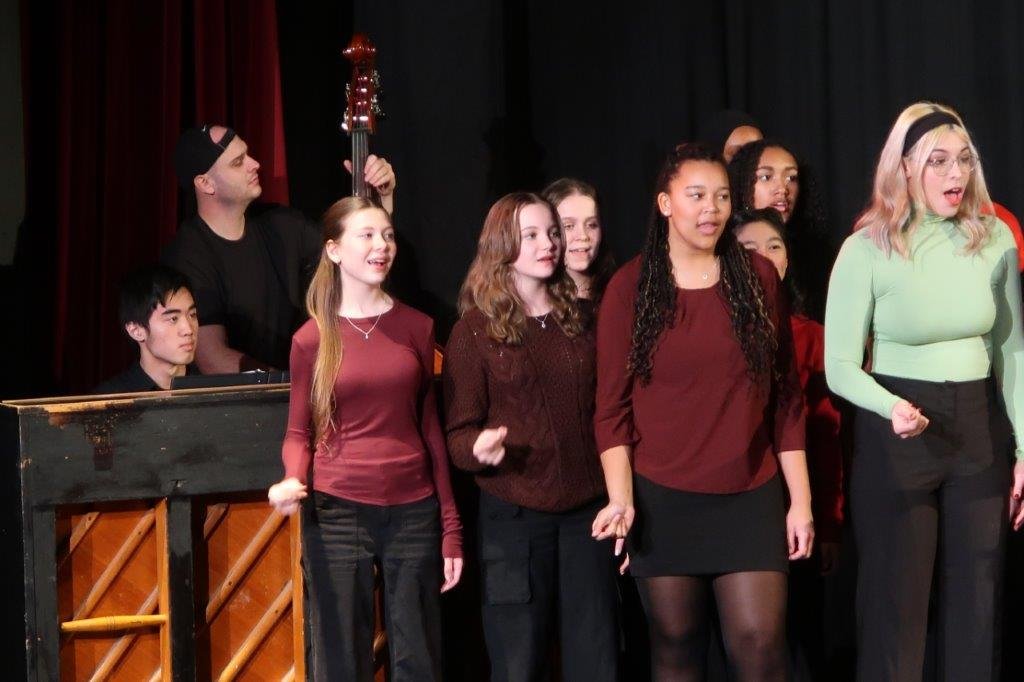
[92,265,199,394]
[119,265,194,329]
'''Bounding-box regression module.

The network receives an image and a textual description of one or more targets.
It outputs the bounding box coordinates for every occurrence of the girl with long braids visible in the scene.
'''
[825,102,1024,681]
[728,139,833,320]
[593,143,813,681]
[542,177,616,303]
[267,196,463,681]
[443,193,618,682]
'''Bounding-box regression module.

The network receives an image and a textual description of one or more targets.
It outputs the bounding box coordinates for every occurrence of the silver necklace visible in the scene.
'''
[534,313,550,329]
[701,257,721,281]
[343,311,385,340]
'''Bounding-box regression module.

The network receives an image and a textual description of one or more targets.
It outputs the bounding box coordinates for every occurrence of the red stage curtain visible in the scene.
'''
[23,0,289,394]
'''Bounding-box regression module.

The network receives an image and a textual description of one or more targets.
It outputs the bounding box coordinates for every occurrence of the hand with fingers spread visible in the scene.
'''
[472,426,508,466]
[591,500,635,561]
[1009,460,1024,531]
[441,557,464,593]
[268,477,307,516]
[787,502,815,560]
[891,399,929,438]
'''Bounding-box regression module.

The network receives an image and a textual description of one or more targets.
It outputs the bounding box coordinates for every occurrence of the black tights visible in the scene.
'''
[636,571,788,682]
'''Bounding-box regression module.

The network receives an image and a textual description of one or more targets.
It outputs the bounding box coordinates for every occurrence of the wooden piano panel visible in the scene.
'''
[56,502,163,681]
[198,495,300,681]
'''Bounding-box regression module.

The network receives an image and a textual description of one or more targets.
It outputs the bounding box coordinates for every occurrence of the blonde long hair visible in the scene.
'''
[306,196,386,445]
[855,101,993,257]
[458,192,582,344]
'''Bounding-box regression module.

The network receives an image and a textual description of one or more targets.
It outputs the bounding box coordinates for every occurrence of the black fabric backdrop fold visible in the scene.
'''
[280,0,1024,341]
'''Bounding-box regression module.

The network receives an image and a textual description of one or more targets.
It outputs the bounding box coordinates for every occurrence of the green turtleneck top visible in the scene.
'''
[824,215,1024,459]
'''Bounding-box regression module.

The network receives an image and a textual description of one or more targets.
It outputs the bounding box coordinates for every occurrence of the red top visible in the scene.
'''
[594,253,806,493]
[442,308,607,512]
[282,301,462,558]
[987,202,1024,273]
[790,314,844,542]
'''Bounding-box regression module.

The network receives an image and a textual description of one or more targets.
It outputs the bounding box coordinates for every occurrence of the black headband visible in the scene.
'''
[174,125,237,188]
[902,110,959,156]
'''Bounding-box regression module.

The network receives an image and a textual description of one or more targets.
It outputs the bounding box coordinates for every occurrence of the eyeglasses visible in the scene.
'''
[925,152,977,177]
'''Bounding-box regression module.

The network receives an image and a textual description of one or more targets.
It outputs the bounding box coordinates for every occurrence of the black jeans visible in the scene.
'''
[478,490,619,682]
[302,491,442,682]
[852,375,1011,682]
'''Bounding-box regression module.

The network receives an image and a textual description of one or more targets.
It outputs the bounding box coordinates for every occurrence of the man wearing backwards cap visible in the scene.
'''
[162,124,395,373]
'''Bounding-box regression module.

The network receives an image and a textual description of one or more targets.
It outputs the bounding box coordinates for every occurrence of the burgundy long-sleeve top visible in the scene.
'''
[594,253,806,493]
[442,308,606,512]
[281,302,462,558]
[791,314,844,542]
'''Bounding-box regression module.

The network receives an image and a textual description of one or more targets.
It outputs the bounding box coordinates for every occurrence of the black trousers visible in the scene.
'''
[851,375,1011,682]
[302,491,443,682]
[478,490,619,682]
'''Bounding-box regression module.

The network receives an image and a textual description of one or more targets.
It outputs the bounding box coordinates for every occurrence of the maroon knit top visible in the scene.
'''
[594,253,806,493]
[442,307,606,512]
[281,301,462,558]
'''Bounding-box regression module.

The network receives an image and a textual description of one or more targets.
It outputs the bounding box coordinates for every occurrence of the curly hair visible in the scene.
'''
[542,177,617,303]
[628,143,779,388]
[458,192,582,344]
[727,138,832,320]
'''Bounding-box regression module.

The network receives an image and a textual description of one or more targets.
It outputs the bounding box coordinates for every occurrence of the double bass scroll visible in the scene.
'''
[342,34,383,200]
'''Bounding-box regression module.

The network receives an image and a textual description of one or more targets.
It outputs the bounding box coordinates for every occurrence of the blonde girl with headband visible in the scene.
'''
[825,102,1024,681]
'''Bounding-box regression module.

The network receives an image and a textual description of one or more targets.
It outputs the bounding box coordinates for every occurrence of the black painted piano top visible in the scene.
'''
[4,384,291,505]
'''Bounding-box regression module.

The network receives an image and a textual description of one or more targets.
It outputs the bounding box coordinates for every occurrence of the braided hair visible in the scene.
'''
[628,143,779,388]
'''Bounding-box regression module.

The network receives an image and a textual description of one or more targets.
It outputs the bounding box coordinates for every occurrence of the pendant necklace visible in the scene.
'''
[701,257,721,281]
[343,311,385,340]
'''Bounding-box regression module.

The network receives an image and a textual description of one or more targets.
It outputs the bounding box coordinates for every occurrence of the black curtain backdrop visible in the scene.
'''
[277,0,1024,342]
[271,7,1024,677]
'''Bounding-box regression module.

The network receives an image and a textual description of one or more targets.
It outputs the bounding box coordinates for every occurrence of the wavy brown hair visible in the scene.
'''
[854,101,993,257]
[306,196,389,446]
[629,143,779,387]
[458,192,582,344]
[542,177,617,303]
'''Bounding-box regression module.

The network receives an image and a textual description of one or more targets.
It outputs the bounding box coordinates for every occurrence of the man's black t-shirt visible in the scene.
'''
[161,207,321,370]
[92,362,199,394]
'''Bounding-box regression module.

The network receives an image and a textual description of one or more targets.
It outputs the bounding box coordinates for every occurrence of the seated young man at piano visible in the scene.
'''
[92,265,200,394]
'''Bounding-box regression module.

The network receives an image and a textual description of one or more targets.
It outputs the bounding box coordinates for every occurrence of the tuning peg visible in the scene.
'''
[370,95,385,118]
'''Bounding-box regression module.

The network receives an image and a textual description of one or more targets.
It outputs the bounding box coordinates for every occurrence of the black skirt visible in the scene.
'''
[628,473,788,576]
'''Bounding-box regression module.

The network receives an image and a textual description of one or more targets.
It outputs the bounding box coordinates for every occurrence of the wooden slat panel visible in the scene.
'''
[57,504,161,681]
[217,581,293,681]
[198,496,296,680]
[87,587,158,682]
[205,510,286,623]
[155,499,170,681]
[289,513,305,681]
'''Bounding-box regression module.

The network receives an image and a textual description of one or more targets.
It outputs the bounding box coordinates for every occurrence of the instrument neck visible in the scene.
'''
[351,131,370,198]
